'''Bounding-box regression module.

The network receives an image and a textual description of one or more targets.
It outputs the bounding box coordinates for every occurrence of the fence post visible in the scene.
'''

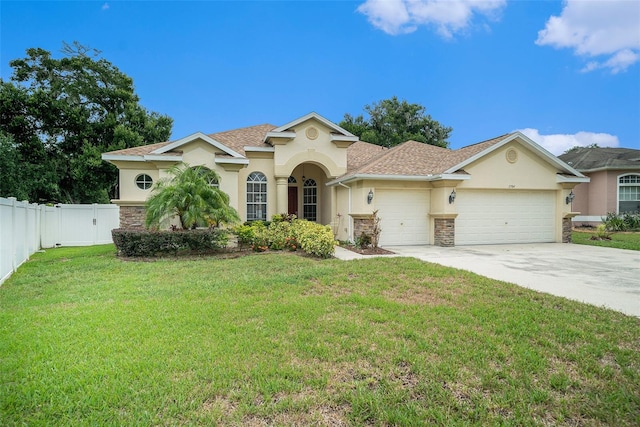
[93,203,98,245]
[9,197,17,274]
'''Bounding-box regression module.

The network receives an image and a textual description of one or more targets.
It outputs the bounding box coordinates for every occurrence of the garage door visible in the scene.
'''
[456,190,556,245]
[376,189,430,246]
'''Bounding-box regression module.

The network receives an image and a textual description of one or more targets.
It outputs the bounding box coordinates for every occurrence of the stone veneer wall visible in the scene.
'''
[562,217,572,243]
[434,217,455,247]
[353,216,374,242]
[119,206,146,229]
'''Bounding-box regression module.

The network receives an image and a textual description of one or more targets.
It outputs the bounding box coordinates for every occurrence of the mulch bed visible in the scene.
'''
[340,245,395,256]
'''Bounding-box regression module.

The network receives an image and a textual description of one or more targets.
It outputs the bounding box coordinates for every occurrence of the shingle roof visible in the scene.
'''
[103,123,519,180]
[104,140,174,156]
[208,124,276,156]
[337,133,514,179]
[558,147,640,171]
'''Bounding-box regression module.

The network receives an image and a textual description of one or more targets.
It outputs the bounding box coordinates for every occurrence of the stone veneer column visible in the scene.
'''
[433,217,455,247]
[349,213,375,243]
[119,205,146,229]
[562,217,572,243]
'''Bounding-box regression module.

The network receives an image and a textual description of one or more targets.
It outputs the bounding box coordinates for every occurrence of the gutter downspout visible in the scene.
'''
[337,182,353,242]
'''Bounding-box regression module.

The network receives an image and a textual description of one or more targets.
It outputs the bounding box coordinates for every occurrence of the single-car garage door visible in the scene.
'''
[456,190,556,245]
[376,189,430,246]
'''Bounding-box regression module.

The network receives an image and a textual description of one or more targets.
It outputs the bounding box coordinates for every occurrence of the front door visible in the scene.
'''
[288,187,298,216]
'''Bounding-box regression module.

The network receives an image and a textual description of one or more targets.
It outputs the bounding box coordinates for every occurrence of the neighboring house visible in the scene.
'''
[102,112,587,246]
[558,147,640,225]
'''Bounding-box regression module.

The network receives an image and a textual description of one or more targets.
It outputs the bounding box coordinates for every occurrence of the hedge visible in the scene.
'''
[112,228,229,257]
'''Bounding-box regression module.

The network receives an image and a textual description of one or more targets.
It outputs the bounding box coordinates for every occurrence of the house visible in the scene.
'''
[558,147,640,225]
[101,112,588,246]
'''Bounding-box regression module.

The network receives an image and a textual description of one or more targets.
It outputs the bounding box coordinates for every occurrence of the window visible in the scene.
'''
[194,166,218,187]
[619,174,640,213]
[135,174,153,190]
[288,176,297,184]
[247,172,267,221]
[303,178,317,221]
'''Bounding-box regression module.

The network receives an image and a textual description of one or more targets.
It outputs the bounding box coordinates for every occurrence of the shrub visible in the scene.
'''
[602,211,640,232]
[370,210,382,248]
[234,224,255,249]
[592,224,611,240]
[292,220,336,258]
[112,228,229,257]
[233,218,334,257]
[622,211,640,230]
[355,232,372,249]
[266,221,292,250]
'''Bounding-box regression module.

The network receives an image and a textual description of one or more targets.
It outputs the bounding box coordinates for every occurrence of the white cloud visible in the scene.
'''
[536,0,640,73]
[518,128,619,155]
[357,0,506,37]
[101,3,109,11]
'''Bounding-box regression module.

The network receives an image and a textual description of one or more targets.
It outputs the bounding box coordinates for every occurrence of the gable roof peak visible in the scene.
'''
[270,112,356,137]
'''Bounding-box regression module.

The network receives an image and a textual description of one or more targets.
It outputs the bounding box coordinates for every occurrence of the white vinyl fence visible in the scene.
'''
[0,197,119,285]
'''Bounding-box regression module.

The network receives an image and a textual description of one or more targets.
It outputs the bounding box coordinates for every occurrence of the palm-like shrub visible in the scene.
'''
[145,164,240,230]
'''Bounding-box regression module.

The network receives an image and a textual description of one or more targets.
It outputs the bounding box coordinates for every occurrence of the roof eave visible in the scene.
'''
[327,173,471,186]
[101,154,145,162]
[244,146,275,153]
[214,158,250,165]
[573,165,640,173]
[557,175,591,184]
[143,155,182,162]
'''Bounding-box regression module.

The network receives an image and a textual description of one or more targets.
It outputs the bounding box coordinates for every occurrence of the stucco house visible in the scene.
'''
[558,147,640,225]
[101,112,588,246]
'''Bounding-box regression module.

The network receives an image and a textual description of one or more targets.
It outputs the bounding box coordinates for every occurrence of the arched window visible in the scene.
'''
[194,166,218,187]
[303,178,317,222]
[288,176,297,184]
[247,172,267,221]
[619,174,640,213]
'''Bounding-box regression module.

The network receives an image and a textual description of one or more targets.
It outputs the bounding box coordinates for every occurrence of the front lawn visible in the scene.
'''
[572,230,640,251]
[1,245,638,426]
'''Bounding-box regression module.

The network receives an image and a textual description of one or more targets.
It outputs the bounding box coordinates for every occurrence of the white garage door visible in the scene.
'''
[376,190,430,246]
[456,190,556,245]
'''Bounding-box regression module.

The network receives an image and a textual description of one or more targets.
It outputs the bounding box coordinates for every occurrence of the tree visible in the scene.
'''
[339,96,452,148]
[0,43,173,203]
[145,165,240,230]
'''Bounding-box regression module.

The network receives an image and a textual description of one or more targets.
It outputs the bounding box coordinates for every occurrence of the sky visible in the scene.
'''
[1,0,639,154]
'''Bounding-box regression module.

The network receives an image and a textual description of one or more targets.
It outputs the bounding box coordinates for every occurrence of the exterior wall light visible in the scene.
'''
[566,190,575,205]
[449,189,456,204]
[367,189,374,204]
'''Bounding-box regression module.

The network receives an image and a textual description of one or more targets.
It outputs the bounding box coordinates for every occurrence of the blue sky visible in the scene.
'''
[2,0,639,153]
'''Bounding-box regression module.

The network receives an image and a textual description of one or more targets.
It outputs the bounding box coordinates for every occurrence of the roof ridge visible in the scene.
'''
[455,133,513,151]
[209,123,277,137]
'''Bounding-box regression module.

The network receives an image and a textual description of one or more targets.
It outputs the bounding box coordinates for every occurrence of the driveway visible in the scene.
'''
[343,243,640,317]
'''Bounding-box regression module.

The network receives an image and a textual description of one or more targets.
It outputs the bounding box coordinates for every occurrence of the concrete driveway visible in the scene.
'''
[368,244,640,317]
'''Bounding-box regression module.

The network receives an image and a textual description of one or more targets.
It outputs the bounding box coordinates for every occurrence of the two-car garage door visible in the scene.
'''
[455,190,556,245]
[374,189,556,246]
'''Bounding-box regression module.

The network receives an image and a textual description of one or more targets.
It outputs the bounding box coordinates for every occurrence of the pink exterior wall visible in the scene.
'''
[573,169,639,217]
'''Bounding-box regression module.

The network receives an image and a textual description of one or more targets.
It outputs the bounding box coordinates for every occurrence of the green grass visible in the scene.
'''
[1,245,639,426]
[573,231,640,251]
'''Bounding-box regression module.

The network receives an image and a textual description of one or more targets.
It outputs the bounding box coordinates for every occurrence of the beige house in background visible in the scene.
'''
[558,147,640,225]
[102,112,588,246]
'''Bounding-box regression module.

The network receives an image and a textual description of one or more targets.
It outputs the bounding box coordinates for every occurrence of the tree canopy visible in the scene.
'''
[339,96,452,148]
[0,42,173,203]
[145,165,240,230]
